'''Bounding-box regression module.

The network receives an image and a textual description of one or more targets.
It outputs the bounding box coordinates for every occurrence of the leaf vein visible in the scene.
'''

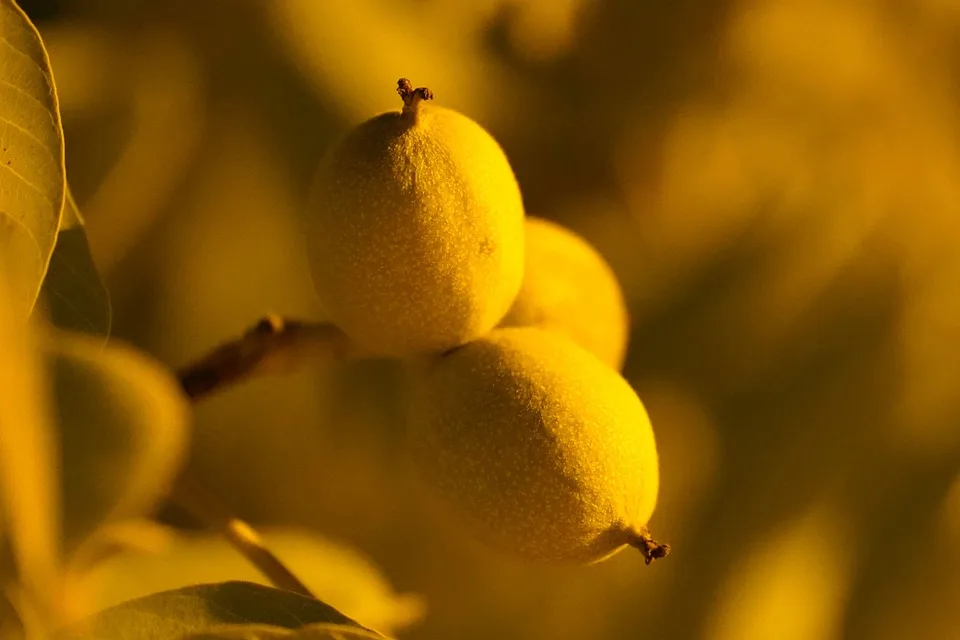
[0,76,55,118]
[45,282,99,333]
[0,33,48,80]
[0,158,54,203]
[0,207,43,262]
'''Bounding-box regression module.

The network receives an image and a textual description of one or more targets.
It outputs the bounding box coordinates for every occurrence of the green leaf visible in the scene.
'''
[286,624,386,640]
[181,625,294,640]
[0,269,61,628]
[37,188,111,343]
[79,527,425,636]
[55,581,372,640]
[182,623,387,640]
[44,330,189,558]
[0,0,66,316]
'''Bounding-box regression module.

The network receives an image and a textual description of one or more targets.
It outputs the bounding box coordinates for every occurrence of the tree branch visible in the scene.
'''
[168,476,315,599]
[167,315,368,597]
[176,315,364,401]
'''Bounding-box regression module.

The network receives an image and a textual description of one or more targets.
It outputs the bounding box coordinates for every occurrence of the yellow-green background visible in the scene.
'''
[23,0,960,637]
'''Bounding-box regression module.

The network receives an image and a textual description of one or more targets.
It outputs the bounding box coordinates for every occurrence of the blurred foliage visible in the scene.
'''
[55,581,373,640]
[181,623,387,640]
[37,188,112,343]
[0,279,192,637]
[48,329,189,560]
[76,526,424,636]
[0,256,61,639]
[4,0,959,637]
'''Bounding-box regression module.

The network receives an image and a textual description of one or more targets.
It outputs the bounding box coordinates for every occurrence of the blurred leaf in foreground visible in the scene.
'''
[705,501,854,640]
[0,259,62,634]
[0,0,66,315]
[44,331,189,562]
[286,626,384,640]
[184,622,387,639]
[182,625,294,640]
[37,189,111,343]
[79,528,424,637]
[56,581,371,640]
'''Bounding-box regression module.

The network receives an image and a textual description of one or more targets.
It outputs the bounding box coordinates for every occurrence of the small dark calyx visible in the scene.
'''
[644,541,671,565]
[397,78,434,116]
[629,528,672,566]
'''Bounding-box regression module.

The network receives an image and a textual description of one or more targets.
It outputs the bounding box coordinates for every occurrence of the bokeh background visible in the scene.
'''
[19,0,960,638]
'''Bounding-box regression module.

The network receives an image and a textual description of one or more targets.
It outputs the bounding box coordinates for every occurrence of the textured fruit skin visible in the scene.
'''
[409,327,659,564]
[501,216,630,369]
[305,103,525,356]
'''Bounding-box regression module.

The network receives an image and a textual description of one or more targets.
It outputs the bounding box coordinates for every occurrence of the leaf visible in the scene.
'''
[287,624,386,640]
[181,625,294,640]
[37,188,111,343]
[55,581,372,640]
[0,267,61,627]
[43,330,189,559]
[0,588,25,640]
[78,528,425,636]
[0,0,66,316]
[182,623,387,640]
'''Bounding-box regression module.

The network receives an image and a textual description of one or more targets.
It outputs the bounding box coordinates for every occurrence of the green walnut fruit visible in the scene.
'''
[500,216,629,369]
[408,327,668,565]
[305,79,525,356]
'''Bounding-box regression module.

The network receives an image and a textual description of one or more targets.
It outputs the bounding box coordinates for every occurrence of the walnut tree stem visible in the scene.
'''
[176,314,363,402]
[167,314,366,598]
[168,476,315,598]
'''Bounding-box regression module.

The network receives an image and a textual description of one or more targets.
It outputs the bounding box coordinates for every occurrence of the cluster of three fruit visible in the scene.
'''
[304,79,667,566]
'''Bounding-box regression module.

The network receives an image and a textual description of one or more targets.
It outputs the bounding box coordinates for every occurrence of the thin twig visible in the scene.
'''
[168,476,315,599]
[177,315,364,401]
[167,315,368,597]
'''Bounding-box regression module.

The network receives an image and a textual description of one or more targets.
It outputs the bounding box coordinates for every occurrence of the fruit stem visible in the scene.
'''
[627,527,671,565]
[397,78,434,119]
[168,474,316,599]
[176,315,366,401]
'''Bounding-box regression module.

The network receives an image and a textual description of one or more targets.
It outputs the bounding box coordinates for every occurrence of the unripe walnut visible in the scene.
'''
[305,80,525,357]
[408,327,667,565]
[501,216,629,369]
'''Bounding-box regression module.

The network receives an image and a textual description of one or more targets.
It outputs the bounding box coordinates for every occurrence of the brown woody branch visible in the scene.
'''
[168,315,367,597]
[177,314,364,401]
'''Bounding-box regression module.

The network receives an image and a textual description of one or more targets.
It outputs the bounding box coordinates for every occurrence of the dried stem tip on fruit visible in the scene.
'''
[397,78,434,116]
[628,528,672,565]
